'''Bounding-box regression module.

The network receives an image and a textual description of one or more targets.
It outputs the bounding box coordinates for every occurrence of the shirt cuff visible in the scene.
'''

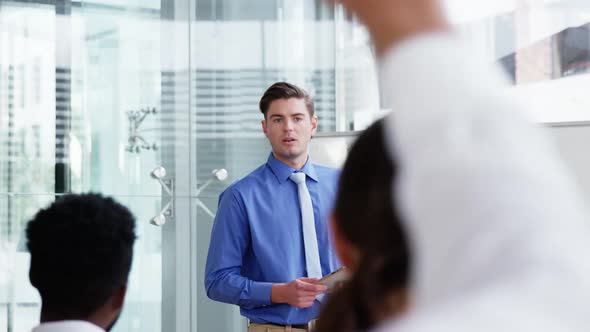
[250,281,273,306]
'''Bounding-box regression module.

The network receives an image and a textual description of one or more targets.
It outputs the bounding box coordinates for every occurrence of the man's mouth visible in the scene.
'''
[283,138,297,143]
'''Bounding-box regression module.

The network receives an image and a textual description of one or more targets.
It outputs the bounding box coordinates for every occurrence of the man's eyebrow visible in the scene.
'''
[269,114,284,118]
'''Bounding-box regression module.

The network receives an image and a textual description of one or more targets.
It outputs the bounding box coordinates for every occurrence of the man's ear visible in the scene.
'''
[330,215,356,269]
[311,115,318,136]
[111,285,127,311]
[261,119,268,137]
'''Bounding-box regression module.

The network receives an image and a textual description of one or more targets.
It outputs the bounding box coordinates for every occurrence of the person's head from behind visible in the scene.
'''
[259,82,318,167]
[316,119,409,331]
[26,193,136,331]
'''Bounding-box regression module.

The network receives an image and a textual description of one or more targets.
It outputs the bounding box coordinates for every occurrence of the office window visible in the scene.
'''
[453,1,590,122]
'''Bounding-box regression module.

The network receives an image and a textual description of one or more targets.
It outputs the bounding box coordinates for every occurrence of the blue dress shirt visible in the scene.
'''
[205,153,341,325]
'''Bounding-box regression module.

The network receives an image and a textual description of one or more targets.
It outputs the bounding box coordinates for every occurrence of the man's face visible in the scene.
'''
[262,98,318,164]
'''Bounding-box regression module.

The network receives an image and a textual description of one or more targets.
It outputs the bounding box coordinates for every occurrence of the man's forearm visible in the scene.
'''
[206,272,274,308]
[337,0,449,58]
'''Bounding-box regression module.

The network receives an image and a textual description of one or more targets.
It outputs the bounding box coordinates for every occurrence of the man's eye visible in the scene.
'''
[273,118,282,123]
[294,117,303,122]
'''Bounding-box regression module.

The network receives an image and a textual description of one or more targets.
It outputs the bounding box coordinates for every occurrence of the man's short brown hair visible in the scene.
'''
[259,82,315,118]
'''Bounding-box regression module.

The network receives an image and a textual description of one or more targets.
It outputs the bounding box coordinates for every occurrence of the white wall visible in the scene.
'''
[312,124,590,205]
[549,123,590,202]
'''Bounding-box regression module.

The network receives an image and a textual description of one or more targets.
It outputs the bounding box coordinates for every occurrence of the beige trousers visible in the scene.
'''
[248,320,317,332]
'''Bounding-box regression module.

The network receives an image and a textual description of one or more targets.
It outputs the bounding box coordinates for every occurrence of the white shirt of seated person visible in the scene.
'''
[32,320,105,332]
[375,34,590,332]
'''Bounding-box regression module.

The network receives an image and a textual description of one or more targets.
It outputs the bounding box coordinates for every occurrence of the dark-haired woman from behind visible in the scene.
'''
[314,119,410,332]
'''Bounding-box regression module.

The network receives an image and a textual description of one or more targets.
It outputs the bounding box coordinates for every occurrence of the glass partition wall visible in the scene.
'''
[0,1,182,331]
[0,1,373,331]
[1,0,590,331]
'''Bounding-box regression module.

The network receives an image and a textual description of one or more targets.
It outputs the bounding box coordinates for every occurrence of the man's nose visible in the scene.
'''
[283,119,295,131]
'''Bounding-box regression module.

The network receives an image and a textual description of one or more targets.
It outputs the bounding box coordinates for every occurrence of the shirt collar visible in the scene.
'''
[32,320,105,332]
[266,153,319,184]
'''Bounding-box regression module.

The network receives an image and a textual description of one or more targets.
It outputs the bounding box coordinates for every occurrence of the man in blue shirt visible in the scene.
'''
[205,82,341,331]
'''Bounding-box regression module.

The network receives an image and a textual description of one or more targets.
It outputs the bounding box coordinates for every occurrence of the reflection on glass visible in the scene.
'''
[1,1,166,330]
[0,1,166,197]
[0,3,57,196]
[453,0,590,122]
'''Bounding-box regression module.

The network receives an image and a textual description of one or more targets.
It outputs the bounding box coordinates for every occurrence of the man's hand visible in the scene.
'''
[331,0,450,57]
[271,278,328,308]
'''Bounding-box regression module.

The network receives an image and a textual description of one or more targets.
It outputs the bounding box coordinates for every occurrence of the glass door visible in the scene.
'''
[190,1,348,331]
[0,0,192,331]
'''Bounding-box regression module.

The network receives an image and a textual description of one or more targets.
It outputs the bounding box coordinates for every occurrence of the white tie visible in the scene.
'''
[289,172,323,279]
